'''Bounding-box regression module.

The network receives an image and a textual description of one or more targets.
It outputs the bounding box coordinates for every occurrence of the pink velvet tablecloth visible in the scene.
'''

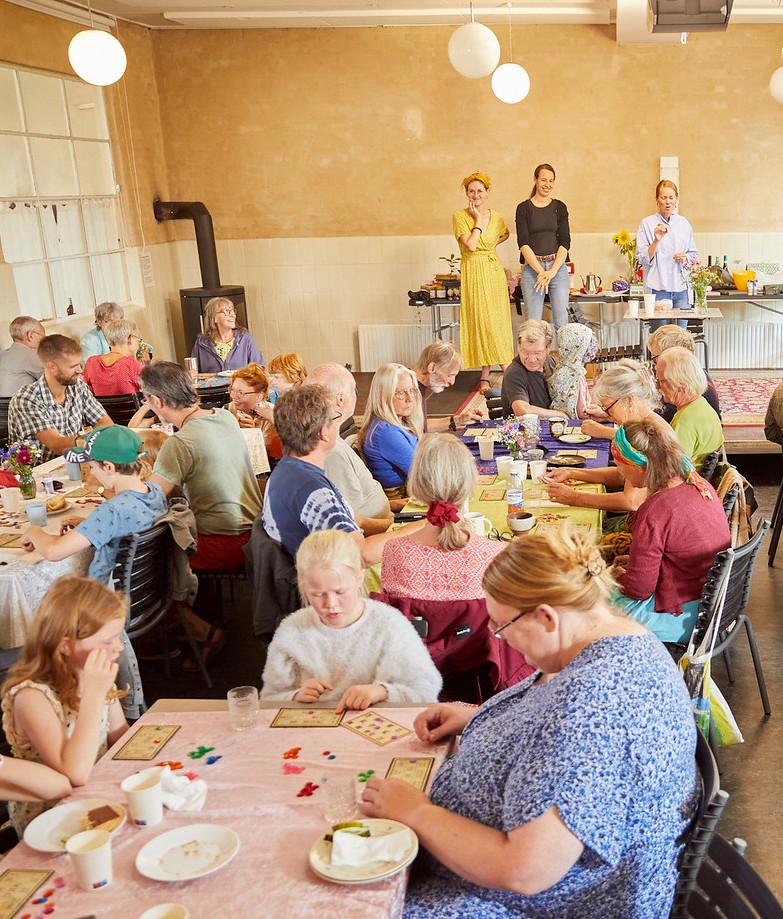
[3,708,450,919]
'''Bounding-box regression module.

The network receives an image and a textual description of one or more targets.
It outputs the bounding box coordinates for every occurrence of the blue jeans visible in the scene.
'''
[648,288,690,330]
[521,259,570,329]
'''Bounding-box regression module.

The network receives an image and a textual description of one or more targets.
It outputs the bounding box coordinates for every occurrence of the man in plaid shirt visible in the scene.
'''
[8,334,113,463]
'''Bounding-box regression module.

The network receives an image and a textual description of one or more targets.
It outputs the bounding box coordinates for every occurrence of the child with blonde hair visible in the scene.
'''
[1,577,129,833]
[261,530,441,711]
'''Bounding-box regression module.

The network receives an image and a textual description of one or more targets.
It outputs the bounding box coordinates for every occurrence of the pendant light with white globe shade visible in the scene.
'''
[771,47,783,105]
[448,1,501,79]
[68,0,127,87]
[492,3,530,104]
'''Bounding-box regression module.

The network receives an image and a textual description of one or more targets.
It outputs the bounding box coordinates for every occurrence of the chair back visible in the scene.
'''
[243,517,300,640]
[710,520,770,642]
[687,834,783,918]
[700,450,721,482]
[722,483,740,520]
[485,394,504,420]
[198,386,231,410]
[97,392,142,426]
[689,547,734,656]
[669,731,729,919]
[0,395,11,443]
[714,465,752,547]
[111,521,173,638]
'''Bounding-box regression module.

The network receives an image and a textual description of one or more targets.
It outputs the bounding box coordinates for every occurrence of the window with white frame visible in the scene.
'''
[0,64,130,320]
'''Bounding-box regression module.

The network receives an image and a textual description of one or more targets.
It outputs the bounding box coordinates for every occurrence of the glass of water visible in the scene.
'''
[227,685,260,731]
[322,776,358,824]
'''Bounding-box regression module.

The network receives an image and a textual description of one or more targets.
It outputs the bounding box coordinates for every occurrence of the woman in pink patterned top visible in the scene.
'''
[83,319,143,397]
[380,434,505,601]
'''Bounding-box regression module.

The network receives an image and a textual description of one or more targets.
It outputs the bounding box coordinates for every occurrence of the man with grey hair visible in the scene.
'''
[80,301,124,362]
[307,363,393,536]
[0,316,45,396]
[412,341,484,432]
[500,319,568,419]
[655,346,723,468]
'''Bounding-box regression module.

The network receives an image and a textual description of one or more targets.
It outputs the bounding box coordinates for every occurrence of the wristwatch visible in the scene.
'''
[449,416,457,432]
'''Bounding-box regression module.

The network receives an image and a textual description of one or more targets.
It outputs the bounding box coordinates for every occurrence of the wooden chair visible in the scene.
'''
[686,834,783,918]
[97,392,143,426]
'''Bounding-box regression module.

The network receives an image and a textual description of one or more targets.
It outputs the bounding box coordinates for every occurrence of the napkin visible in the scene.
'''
[330,827,411,867]
[160,765,208,812]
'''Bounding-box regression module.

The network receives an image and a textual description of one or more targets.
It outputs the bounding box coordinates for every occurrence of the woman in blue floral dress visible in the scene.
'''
[361,527,699,918]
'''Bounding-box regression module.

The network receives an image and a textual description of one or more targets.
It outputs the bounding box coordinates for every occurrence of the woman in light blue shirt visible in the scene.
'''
[636,180,697,330]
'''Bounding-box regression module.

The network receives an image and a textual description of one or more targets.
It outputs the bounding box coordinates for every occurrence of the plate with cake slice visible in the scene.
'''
[24,798,126,852]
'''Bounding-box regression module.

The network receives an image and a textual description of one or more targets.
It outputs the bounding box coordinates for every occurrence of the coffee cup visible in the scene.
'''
[478,439,495,461]
[121,767,164,827]
[550,419,566,438]
[464,512,492,537]
[507,512,535,533]
[643,293,657,317]
[66,828,112,891]
[0,488,21,513]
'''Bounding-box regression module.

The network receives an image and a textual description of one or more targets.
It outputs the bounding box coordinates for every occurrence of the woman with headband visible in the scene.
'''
[453,172,513,393]
[361,525,698,917]
[611,419,730,643]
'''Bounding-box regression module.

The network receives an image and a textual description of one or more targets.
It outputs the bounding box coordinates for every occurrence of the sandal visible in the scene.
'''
[479,377,492,394]
[182,625,226,672]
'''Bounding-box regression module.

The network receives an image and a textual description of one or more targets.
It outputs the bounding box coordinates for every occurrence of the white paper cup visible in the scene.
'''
[121,767,164,827]
[464,512,492,536]
[25,501,47,526]
[66,828,112,891]
[227,685,260,731]
[65,459,83,480]
[529,460,548,481]
[138,905,189,919]
[478,439,495,461]
[628,300,639,318]
[495,456,513,481]
[0,488,21,512]
[644,293,657,317]
[322,775,358,824]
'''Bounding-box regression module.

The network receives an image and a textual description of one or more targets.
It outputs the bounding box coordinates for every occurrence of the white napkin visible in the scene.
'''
[330,827,410,867]
[160,765,208,812]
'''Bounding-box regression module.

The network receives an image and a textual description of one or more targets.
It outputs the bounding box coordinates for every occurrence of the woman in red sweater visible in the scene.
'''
[611,418,730,643]
[83,320,143,397]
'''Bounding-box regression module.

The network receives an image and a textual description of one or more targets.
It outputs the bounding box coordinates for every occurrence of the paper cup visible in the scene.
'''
[464,512,492,537]
[138,905,189,919]
[628,300,639,318]
[478,439,495,461]
[529,460,548,481]
[0,488,21,512]
[509,460,528,484]
[65,459,83,481]
[121,767,164,827]
[495,456,513,481]
[25,502,47,526]
[66,828,112,891]
[227,685,260,731]
[644,293,657,317]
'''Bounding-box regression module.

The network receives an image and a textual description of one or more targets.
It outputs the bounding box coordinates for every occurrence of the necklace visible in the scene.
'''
[179,407,200,426]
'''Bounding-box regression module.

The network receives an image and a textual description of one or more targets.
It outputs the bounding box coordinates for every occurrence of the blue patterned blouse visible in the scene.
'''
[403,633,699,919]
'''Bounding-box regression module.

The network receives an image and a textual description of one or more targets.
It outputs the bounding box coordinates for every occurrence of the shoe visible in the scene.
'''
[135,637,181,661]
[182,626,226,672]
[478,377,491,394]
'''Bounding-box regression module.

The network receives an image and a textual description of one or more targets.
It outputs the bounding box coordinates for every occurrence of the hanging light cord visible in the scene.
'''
[507,2,514,63]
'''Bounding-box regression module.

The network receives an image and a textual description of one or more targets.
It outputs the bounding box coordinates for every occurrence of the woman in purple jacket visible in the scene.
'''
[190,297,264,373]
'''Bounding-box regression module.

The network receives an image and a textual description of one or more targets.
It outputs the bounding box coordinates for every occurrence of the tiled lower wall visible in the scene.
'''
[105,232,783,370]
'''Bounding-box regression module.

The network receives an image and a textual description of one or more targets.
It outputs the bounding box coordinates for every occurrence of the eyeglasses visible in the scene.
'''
[489,607,534,639]
[230,388,257,398]
[602,398,620,417]
[393,389,417,400]
[217,307,236,315]
[519,349,547,360]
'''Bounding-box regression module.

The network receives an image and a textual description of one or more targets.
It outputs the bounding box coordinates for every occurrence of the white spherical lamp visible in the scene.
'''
[771,66,783,105]
[491,63,530,104]
[448,22,501,79]
[68,29,127,86]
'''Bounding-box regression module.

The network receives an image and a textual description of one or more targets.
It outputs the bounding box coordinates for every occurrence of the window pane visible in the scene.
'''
[0,201,44,262]
[0,135,34,196]
[12,263,53,318]
[40,200,86,258]
[90,252,127,304]
[0,67,24,131]
[18,71,68,136]
[29,137,78,196]
[50,257,92,317]
[65,80,108,139]
[74,140,115,196]
[83,197,122,252]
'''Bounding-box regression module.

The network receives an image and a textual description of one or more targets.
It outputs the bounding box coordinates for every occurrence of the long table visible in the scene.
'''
[2,705,450,919]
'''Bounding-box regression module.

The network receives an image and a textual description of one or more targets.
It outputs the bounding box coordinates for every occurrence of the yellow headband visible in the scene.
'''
[462,172,491,191]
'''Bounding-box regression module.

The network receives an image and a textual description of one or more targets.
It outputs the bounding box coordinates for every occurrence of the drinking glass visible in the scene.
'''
[227,685,260,731]
[322,776,358,824]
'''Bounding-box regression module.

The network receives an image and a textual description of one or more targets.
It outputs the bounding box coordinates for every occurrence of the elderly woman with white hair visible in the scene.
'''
[80,301,124,362]
[647,325,720,423]
[500,319,568,419]
[83,319,144,396]
[655,346,723,469]
[190,296,264,373]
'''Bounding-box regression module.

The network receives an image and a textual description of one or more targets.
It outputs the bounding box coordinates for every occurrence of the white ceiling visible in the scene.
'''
[8,0,783,33]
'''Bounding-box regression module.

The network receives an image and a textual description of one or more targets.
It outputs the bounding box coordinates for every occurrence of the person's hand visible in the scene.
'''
[580,418,609,439]
[413,703,473,743]
[336,683,388,713]
[583,403,608,421]
[654,223,668,241]
[22,537,35,553]
[534,269,553,293]
[294,678,333,703]
[60,515,86,534]
[540,468,571,484]
[254,401,275,424]
[82,648,119,699]
[236,411,255,429]
[548,409,569,420]
[545,481,577,505]
[673,251,686,263]
[456,408,485,425]
[613,555,628,578]
[361,776,429,823]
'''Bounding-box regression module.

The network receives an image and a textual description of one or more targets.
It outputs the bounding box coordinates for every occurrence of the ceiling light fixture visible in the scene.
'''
[491,2,530,104]
[771,46,783,105]
[68,0,127,86]
[448,0,500,79]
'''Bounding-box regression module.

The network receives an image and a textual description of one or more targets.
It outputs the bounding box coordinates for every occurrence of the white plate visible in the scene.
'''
[217,370,235,377]
[136,824,241,881]
[24,798,126,853]
[558,433,591,444]
[309,819,418,885]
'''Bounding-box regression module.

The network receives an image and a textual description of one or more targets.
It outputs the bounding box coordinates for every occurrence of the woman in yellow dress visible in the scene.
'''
[453,172,513,393]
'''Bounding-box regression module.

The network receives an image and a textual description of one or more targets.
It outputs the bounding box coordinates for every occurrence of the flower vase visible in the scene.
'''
[694,288,708,315]
[18,469,36,499]
[508,447,522,461]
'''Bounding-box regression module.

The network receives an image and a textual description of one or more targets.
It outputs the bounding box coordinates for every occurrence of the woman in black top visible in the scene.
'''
[515,164,571,330]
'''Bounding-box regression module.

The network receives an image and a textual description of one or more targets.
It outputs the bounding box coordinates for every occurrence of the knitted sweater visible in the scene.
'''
[260,598,442,702]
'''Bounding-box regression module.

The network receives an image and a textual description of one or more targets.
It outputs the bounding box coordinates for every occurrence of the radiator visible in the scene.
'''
[358,323,434,372]
[602,321,783,370]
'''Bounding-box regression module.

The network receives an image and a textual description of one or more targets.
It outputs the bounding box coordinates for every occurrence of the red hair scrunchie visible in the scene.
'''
[426,500,460,528]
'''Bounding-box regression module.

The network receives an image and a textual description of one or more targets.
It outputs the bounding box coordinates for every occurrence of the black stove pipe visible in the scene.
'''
[153,199,221,290]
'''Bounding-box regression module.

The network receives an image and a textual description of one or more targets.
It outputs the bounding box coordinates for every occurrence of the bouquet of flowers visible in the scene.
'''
[681,257,713,311]
[496,418,529,459]
[612,229,640,281]
[2,439,42,474]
